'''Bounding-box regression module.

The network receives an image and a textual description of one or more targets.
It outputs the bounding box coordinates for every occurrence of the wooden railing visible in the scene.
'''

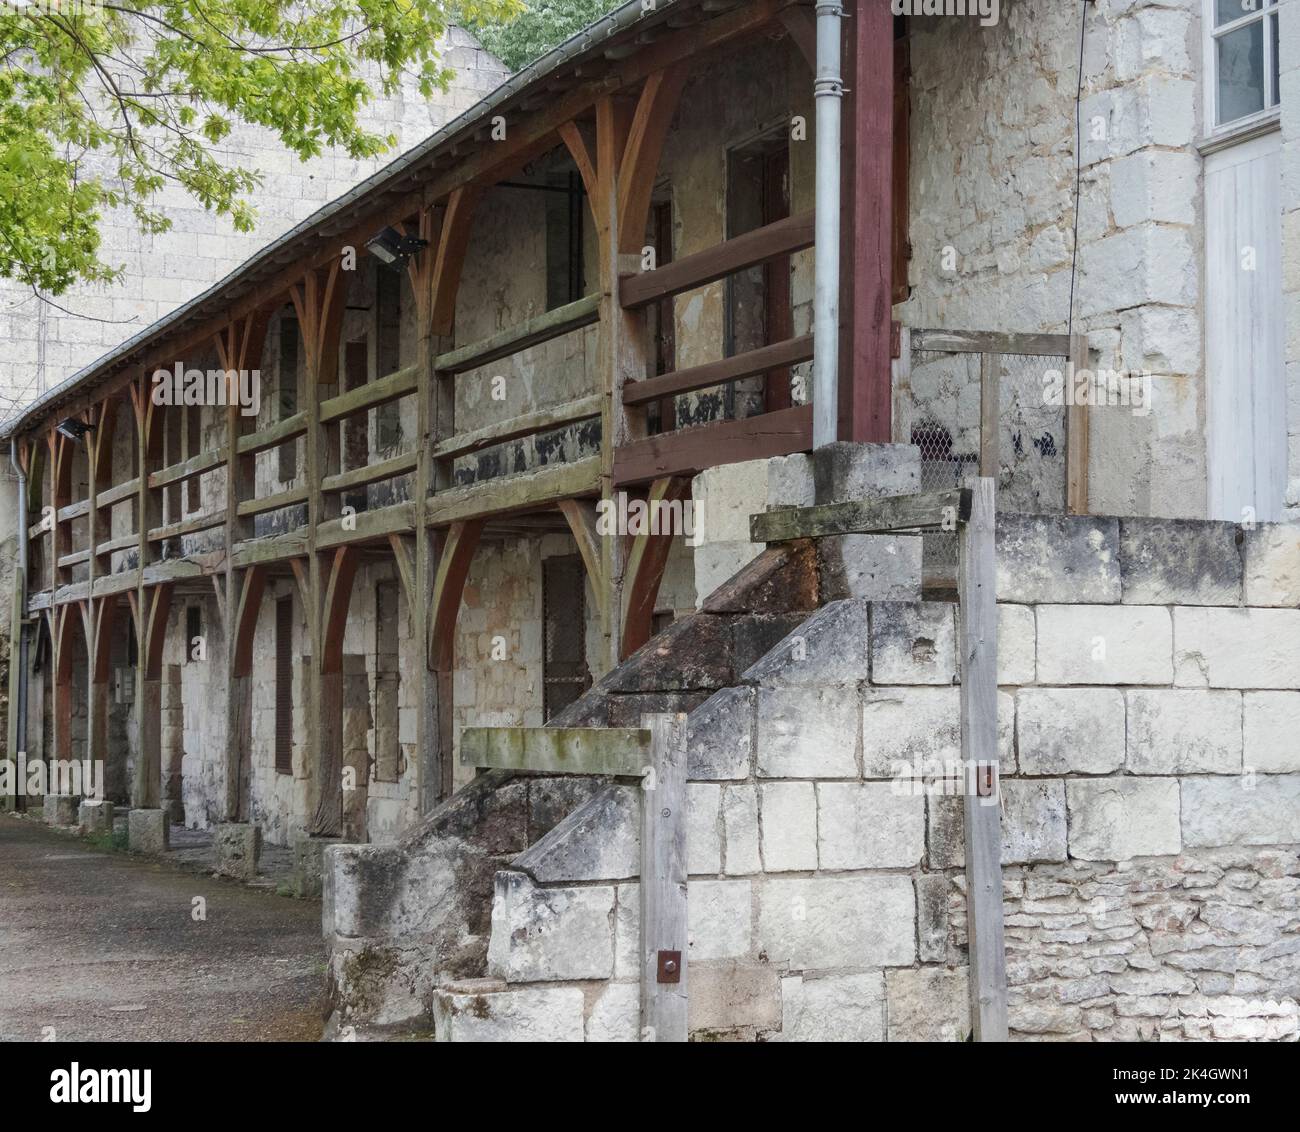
[460,713,688,1043]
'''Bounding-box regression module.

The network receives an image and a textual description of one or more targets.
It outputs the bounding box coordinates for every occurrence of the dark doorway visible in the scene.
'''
[542,555,590,721]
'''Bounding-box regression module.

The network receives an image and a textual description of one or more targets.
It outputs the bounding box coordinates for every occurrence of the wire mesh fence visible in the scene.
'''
[895,330,1075,585]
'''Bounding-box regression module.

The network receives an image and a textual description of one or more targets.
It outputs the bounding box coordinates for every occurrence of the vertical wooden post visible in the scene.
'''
[978,352,999,479]
[639,711,688,1043]
[958,478,1007,1041]
[1066,334,1090,515]
[841,0,894,443]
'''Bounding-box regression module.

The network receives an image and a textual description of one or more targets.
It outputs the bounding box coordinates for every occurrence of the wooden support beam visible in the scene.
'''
[616,64,690,254]
[640,712,688,1043]
[558,498,606,596]
[619,211,814,309]
[614,405,812,486]
[433,295,600,375]
[429,186,482,336]
[842,0,894,443]
[751,488,971,543]
[320,451,418,495]
[958,478,1007,1041]
[428,519,483,672]
[428,457,601,526]
[621,477,690,659]
[623,336,813,407]
[318,362,419,423]
[1067,334,1090,515]
[431,394,602,462]
[459,726,650,775]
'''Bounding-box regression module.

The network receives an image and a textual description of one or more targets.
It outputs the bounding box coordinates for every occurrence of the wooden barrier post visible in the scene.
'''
[639,712,688,1043]
[957,477,1007,1040]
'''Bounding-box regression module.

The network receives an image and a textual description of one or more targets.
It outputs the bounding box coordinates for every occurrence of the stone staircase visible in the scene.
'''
[323,539,824,1036]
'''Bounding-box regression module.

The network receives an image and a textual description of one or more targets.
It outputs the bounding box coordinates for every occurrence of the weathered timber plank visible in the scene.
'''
[459,726,649,775]
[315,501,416,549]
[230,530,310,568]
[620,212,814,309]
[623,336,814,407]
[434,294,600,375]
[318,363,419,424]
[1067,334,1090,515]
[431,394,601,461]
[613,406,812,486]
[958,478,1007,1042]
[640,713,688,1043]
[428,456,601,525]
[236,486,310,518]
[750,488,971,543]
[95,477,141,507]
[149,447,226,489]
[236,411,307,456]
[320,451,418,494]
[909,328,1073,357]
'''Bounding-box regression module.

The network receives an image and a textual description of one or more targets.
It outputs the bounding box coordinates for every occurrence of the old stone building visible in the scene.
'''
[3,1,1299,1041]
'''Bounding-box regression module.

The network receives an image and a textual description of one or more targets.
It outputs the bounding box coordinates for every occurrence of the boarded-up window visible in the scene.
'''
[543,555,590,720]
[274,597,294,774]
[279,318,300,482]
[546,170,585,311]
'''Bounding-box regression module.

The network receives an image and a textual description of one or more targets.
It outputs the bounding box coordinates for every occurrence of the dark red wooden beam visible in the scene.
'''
[840,0,894,443]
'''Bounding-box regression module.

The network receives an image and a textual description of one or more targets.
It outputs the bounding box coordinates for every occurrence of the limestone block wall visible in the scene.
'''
[900,0,1207,518]
[443,514,1300,1042]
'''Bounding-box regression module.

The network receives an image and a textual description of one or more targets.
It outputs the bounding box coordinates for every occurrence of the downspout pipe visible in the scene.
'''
[8,438,28,808]
[813,0,844,449]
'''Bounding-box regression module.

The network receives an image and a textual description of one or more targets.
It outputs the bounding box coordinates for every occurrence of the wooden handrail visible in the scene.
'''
[432,394,601,461]
[624,336,813,406]
[435,294,601,376]
[319,364,419,424]
[620,211,814,309]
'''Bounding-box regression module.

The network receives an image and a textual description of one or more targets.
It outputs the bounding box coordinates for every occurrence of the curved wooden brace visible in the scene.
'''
[559,121,601,227]
[289,261,350,384]
[90,397,118,486]
[617,64,690,255]
[387,532,416,612]
[429,186,483,337]
[142,583,173,680]
[53,604,80,684]
[90,597,117,685]
[620,476,691,660]
[231,565,268,678]
[428,519,483,671]
[321,546,361,675]
[558,498,606,607]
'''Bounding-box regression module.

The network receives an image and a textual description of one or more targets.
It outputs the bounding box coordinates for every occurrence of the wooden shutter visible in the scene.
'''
[274,597,294,774]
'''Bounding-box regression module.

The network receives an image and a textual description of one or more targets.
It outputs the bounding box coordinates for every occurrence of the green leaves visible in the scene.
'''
[465,0,622,72]
[1,0,520,293]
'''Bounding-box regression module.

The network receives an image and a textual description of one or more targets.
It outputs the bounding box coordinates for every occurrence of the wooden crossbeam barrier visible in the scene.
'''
[749,488,972,543]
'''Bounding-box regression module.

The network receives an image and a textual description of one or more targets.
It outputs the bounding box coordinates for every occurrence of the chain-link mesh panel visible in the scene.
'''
[901,345,1068,584]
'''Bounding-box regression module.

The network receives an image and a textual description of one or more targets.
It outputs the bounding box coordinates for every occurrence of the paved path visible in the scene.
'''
[0,813,325,1041]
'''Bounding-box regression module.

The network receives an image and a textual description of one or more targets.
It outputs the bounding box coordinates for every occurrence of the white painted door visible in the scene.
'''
[1205,130,1286,522]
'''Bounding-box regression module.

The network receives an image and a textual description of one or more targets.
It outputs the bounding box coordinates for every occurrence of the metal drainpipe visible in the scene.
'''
[813,0,844,449]
[9,439,28,798]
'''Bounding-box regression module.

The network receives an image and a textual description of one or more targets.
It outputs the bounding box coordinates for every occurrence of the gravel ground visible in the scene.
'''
[0,812,325,1042]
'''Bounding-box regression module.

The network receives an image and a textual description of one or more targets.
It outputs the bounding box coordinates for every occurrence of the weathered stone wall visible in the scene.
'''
[900,1,1206,518]
[1280,0,1300,518]
[436,509,1300,1042]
